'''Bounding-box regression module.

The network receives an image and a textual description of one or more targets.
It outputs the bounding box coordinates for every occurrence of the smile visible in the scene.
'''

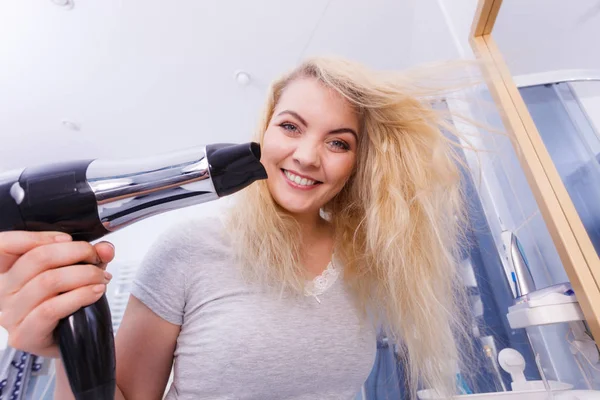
[281,169,322,189]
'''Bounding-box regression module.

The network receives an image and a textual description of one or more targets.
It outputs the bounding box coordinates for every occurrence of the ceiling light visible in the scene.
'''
[234,70,251,87]
[62,120,81,131]
[51,0,74,9]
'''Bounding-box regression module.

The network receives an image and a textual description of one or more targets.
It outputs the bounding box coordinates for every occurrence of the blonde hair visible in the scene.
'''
[225,56,479,398]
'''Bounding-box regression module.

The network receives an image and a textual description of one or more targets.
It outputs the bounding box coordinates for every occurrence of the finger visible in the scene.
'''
[94,242,115,267]
[3,241,101,295]
[9,283,107,354]
[0,264,112,330]
[0,231,72,273]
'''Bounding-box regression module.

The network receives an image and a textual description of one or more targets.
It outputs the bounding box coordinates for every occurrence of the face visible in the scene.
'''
[261,77,360,218]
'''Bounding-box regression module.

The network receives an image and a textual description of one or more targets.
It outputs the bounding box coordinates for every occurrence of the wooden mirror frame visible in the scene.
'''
[470,0,600,343]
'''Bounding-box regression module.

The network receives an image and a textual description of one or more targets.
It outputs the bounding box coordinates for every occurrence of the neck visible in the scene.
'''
[290,211,335,278]
[291,211,327,237]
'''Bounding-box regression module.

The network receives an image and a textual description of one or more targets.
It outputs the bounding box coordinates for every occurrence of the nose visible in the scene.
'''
[292,137,321,169]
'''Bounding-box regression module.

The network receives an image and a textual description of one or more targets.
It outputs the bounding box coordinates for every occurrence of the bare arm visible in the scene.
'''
[54,295,180,400]
[116,294,180,399]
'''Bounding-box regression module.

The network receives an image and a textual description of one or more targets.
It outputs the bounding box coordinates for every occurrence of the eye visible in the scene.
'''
[279,122,300,134]
[328,140,350,152]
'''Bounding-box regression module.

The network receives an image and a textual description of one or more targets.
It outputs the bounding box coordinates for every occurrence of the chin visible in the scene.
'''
[270,191,321,215]
[266,174,329,217]
[275,199,318,216]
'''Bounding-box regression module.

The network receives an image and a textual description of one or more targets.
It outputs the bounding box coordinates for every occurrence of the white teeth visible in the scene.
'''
[284,170,316,186]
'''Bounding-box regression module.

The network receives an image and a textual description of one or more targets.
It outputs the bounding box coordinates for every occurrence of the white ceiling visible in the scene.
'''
[494,0,600,77]
[0,0,460,172]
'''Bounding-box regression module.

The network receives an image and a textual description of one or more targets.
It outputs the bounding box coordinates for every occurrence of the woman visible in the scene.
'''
[0,56,474,399]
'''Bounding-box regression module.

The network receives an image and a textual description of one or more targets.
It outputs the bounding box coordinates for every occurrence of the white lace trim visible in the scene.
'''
[303,256,340,303]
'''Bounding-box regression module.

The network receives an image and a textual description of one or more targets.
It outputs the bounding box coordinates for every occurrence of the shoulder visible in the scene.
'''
[152,216,228,249]
[149,214,232,261]
[139,215,231,264]
[135,214,234,289]
[132,215,230,325]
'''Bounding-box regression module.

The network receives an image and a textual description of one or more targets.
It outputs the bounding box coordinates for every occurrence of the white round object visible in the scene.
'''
[234,70,251,86]
[498,348,526,371]
[498,348,526,384]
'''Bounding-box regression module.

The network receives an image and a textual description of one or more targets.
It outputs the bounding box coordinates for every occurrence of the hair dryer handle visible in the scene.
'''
[55,294,116,400]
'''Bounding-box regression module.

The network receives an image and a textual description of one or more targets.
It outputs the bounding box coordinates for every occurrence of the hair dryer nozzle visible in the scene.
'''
[207,142,268,197]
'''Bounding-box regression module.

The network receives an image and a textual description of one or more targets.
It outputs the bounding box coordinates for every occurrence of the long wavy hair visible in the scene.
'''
[225,56,479,398]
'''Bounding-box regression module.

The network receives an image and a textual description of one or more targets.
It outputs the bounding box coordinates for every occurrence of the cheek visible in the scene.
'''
[328,156,356,187]
[261,129,282,164]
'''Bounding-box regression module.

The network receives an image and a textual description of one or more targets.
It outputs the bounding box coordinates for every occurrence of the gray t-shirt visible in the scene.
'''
[130,216,377,400]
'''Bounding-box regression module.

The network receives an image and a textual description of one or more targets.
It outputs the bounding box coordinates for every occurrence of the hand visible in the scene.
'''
[0,231,115,358]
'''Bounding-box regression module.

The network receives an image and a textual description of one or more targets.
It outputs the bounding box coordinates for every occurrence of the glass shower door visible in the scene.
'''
[519,81,600,257]
[449,82,600,393]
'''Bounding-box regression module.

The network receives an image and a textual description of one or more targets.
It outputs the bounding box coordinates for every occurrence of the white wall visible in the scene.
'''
[493,0,600,77]
[435,0,478,58]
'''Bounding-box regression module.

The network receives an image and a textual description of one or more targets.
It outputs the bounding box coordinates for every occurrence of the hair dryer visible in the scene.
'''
[0,142,267,399]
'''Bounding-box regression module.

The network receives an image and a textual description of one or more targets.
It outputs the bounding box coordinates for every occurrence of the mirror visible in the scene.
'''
[477,0,600,392]
[494,0,600,257]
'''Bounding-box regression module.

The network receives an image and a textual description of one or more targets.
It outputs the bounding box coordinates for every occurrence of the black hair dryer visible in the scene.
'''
[0,142,267,399]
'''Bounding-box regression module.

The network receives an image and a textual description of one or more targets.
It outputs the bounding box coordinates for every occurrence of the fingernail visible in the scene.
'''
[104,271,113,281]
[54,234,72,243]
[93,284,106,293]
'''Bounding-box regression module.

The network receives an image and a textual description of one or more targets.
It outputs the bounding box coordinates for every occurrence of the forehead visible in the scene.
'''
[275,78,359,128]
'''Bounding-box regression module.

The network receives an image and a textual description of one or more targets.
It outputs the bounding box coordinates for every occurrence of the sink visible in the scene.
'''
[417,389,600,400]
[555,391,600,400]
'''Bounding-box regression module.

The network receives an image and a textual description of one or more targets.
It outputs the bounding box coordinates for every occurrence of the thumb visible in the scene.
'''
[94,241,115,269]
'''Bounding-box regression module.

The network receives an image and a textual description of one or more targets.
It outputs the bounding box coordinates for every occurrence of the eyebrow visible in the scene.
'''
[276,110,358,140]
